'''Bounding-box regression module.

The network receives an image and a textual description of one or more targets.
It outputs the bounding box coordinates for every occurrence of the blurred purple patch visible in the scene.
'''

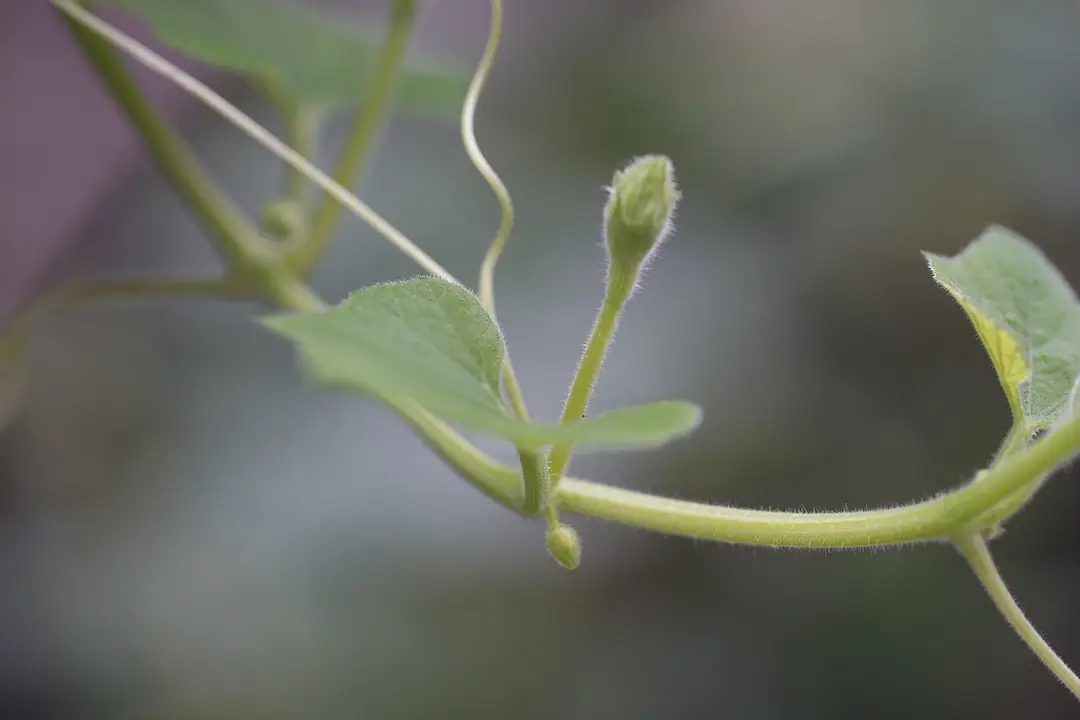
[0,2,218,319]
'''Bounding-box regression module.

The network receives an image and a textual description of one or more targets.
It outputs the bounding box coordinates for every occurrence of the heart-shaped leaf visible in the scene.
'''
[262,278,702,450]
[97,0,466,114]
[925,225,1080,430]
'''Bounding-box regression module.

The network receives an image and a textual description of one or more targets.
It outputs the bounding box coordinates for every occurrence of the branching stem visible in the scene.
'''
[53,0,1080,554]
[955,533,1080,700]
[52,0,1080,696]
[289,0,418,275]
[458,0,547,517]
[60,3,266,269]
[53,0,458,285]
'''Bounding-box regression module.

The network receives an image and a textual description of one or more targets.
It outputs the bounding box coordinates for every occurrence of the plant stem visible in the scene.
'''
[556,476,968,548]
[547,270,635,484]
[59,2,268,269]
[57,0,457,285]
[954,533,1080,700]
[990,422,1031,467]
[260,270,327,315]
[323,384,1080,548]
[974,422,1045,530]
[501,358,547,516]
[514,448,547,517]
[58,0,1080,556]
[553,406,1080,547]
[978,477,1047,531]
[463,0,510,314]
[257,78,321,203]
[284,112,320,202]
[394,403,525,510]
[452,0,547,517]
[310,378,1080,547]
[59,0,525,514]
[498,357,547,518]
[289,0,418,275]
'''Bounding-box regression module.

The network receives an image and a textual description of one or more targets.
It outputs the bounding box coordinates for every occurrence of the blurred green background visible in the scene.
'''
[4,1,1080,717]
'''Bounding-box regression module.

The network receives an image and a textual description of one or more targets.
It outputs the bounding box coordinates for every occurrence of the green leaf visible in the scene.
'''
[925,225,1080,430]
[262,278,702,450]
[96,0,466,114]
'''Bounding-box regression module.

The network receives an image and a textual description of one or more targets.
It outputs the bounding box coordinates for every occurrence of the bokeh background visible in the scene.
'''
[4,1,1080,718]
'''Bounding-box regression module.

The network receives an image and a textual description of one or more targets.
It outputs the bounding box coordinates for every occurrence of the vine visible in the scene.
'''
[3,0,1077,701]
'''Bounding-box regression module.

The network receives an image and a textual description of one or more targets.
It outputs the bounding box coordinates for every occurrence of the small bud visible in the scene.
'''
[603,155,680,272]
[260,198,307,242]
[545,523,582,570]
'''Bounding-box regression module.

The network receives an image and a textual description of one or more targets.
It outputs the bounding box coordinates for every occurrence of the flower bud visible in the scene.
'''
[603,155,680,272]
[546,523,581,570]
[260,198,307,242]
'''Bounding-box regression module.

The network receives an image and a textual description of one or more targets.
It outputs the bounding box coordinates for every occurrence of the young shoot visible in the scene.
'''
[4,0,1077,705]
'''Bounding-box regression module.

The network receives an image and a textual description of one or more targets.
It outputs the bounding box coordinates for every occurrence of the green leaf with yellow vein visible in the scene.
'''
[925,225,1080,430]
[262,278,703,450]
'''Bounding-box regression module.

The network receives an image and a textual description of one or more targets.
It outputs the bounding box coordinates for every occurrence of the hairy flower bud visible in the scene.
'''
[603,155,680,273]
[546,523,582,570]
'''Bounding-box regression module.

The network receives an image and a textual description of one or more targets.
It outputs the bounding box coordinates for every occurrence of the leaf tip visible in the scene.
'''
[667,399,705,431]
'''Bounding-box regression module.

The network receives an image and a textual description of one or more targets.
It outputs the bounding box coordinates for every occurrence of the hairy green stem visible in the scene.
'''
[60,0,530,513]
[954,533,1080,699]
[555,408,1080,546]
[51,5,517,514]
[547,270,635,484]
[555,478,955,548]
[56,0,1080,562]
[973,421,1049,531]
[59,2,268,270]
[979,476,1048,532]
[289,0,418,275]
[503,359,547,516]
[990,422,1032,467]
[396,405,525,510]
[306,366,1080,548]
[513,448,547,516]
[973,421,1041,529]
